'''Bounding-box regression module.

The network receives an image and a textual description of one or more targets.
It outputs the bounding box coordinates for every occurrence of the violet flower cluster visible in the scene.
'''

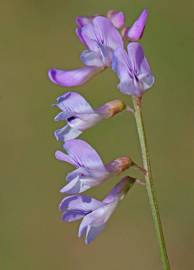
[49,9,155,244]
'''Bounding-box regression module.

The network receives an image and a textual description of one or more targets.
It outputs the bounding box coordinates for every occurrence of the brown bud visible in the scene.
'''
[98,100,126,118]
[106,156,133,174]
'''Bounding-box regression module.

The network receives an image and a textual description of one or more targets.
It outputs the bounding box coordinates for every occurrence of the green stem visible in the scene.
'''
[132,97,171,270]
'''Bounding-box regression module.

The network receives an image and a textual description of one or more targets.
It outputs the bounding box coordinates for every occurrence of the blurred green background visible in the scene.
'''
[1,0,194,269]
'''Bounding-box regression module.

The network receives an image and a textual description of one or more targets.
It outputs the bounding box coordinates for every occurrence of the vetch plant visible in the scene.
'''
[49,8,171,270]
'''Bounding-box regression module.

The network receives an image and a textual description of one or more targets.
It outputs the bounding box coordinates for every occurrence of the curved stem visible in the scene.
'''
[132,97,171,270]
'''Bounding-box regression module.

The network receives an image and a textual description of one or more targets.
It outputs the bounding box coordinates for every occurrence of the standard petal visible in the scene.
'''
[48,66,101,87]
[54,125,82,142]
[55,150,78,167]
[112,47,132,84]
[75,27,87,45]
[107,10,125,29]
[63,139,105,170]
[127,42,145,71]
[126,9,148,41]
[76,16,94,27]
[92,17,124,50]
[81,16,123,51]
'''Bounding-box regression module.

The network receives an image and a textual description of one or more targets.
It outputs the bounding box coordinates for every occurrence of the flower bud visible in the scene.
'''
[126,9,148,41]
[106,156,134,174]
[107,10,125,29]
[97,100,126,118]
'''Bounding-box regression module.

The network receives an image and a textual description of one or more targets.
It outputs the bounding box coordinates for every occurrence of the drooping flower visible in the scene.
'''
[123,9,148,41]
[55,139,133,194]
[48,16,124,87]
[112,42,155,97]
[54,91,126,142]
[59,176,136,244]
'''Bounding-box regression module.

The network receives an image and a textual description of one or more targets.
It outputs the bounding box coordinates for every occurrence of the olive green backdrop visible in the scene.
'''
[1,0,194,269]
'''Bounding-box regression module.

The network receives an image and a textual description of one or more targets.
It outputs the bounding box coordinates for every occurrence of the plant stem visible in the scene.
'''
[132,97,171,270]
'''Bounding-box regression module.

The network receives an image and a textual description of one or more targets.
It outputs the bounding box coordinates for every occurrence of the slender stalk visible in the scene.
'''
[132,97,171,270]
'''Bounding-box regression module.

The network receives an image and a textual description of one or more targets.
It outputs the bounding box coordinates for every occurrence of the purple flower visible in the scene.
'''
[112,42,155,97]
[124,9,148,41]
[48,16,123,87]
[59,176,136,244]
[55,139,133,194]
[54,92,126,141]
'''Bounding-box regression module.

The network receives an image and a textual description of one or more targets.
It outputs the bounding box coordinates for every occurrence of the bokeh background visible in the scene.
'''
[1,0,194,269]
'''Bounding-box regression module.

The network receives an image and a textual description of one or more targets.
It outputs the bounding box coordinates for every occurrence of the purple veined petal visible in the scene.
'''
[75,27,87,46]
[55,150,78,167]
[126,9,148,41]
[80,50,104,67]
[48,66,102,87]
[107,10,125,29]
[59,195,103,212]
[127,42,155,94]
[54,92,94,115]
[112,47,132,85]
[54,125,82,142]
[81,16,124,52]
[127,42,145,71]
[63,139,105,170]
[98,46,114,67]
